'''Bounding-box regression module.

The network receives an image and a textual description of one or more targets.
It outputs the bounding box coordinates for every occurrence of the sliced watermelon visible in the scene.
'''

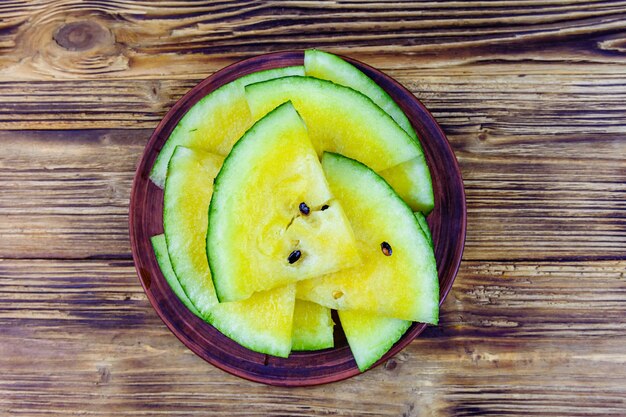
[296,152,439,323]
[150,234,200,317]
[153,233,299,358]
[303,49,434,213]
[164,146,223,317]
[163,145,297,357]
[245,76,421,172]
[207,102,361,302]
[150,66,305,187]
[304,49,417,140]
[210,285,296,358]
[379,156,434,214]
[236,66,304,86]
[292,301,334,351]
[338,310,411,371]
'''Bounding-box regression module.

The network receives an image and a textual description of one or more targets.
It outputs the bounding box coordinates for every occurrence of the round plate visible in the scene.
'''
[129,51,466,386]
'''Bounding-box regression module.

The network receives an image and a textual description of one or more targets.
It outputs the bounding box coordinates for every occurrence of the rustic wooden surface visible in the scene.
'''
[0,0,625,415]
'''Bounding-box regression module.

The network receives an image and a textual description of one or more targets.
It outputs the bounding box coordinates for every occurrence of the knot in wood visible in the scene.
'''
[96,365,111,385]
[54,21,110,51]
[384,359,398,370]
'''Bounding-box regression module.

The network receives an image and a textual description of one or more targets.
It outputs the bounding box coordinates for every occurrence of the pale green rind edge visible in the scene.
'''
[236,65,304,87]
[414,212,433,248]
[150,234,201,317]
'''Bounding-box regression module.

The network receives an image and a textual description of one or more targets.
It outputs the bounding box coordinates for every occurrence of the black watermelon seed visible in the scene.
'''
[299,202,310,215]
[321,204,329,211]
[288,250,302,264]
[381,241,392,256]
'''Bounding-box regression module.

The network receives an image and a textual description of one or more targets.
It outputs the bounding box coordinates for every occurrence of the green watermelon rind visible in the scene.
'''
[235,65,304,87]
[150,233,201,317]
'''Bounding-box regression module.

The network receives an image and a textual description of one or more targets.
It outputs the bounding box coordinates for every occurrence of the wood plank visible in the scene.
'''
[0,79,191,130]
[0,258,624,415]
[1,121,624,260]
[1,1,626,81]
[0,129,144,259]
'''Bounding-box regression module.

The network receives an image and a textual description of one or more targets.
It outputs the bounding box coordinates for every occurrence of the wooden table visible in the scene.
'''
[1,2,625,415]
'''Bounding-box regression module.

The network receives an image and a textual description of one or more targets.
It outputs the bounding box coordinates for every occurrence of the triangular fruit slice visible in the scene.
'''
[292,300,334,351]
[338,310,411,372]
[245,76,421,172]
[304,49,434,214]
[207,102,361,302]
[304,49,417,141]
[163,145,296,357]
[164,146,224,317]
[297,152,439,323]
[150,66,304,187]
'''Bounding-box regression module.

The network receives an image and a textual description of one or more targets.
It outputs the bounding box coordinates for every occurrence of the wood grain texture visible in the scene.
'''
[0,129,144,259]
[0,0,625,80]
[1,0,625,414]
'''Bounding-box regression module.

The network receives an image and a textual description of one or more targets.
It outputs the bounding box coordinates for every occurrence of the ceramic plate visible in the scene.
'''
[129,51,466,386]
